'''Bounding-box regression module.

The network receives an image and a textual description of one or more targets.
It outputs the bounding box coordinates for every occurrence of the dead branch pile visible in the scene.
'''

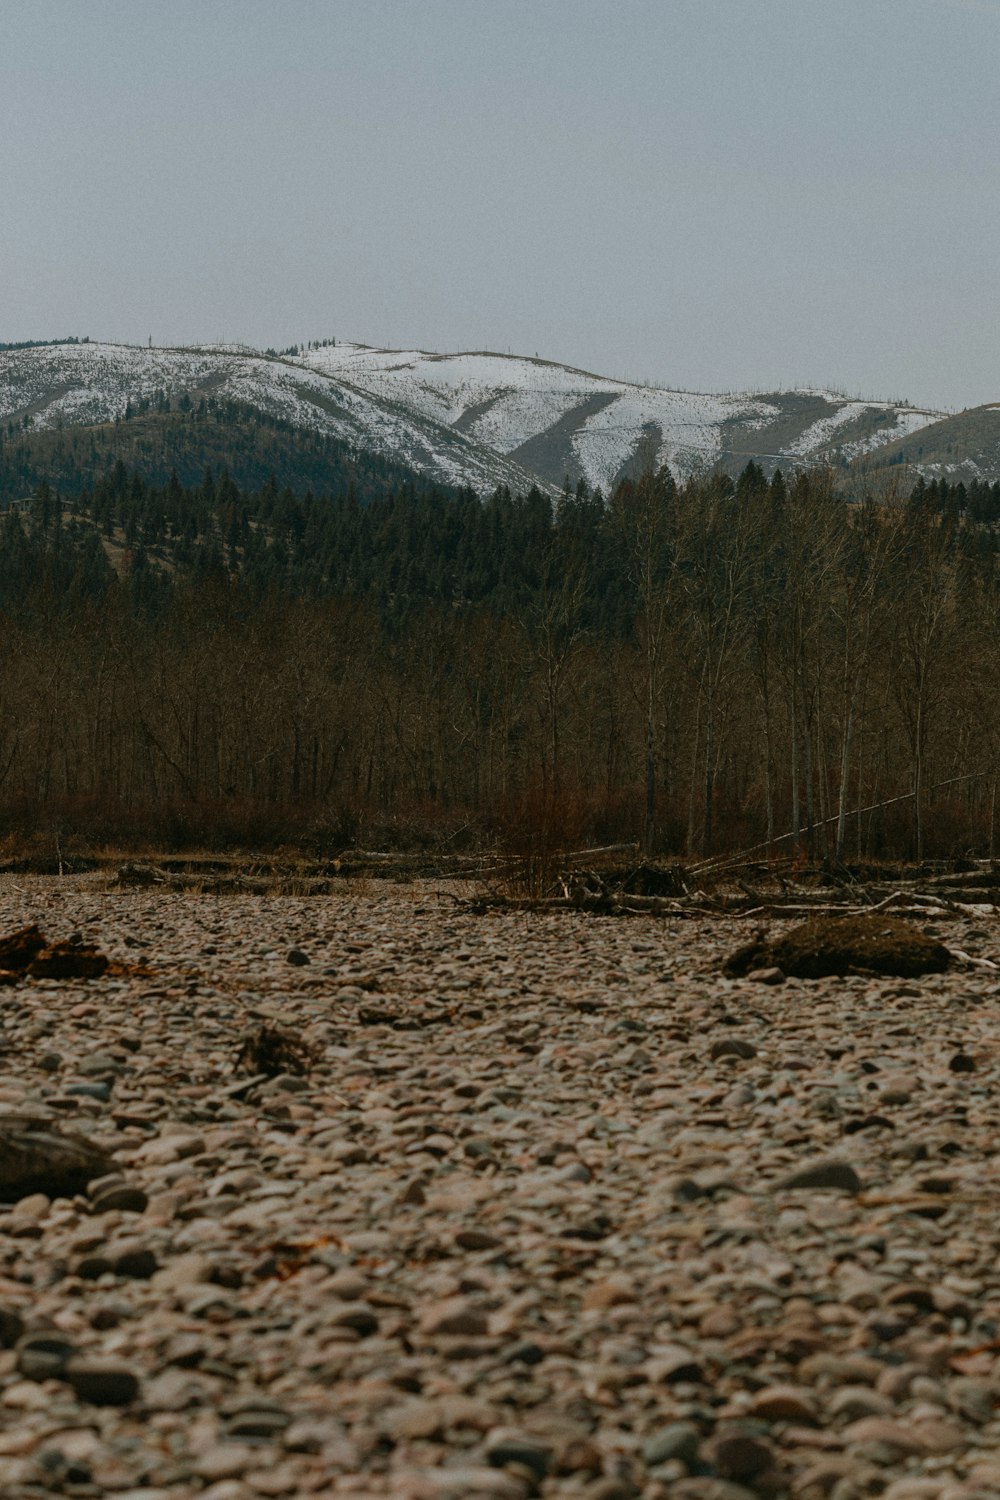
[0,925,108,983]
[467,857,1000,923]
[112,848,513,894]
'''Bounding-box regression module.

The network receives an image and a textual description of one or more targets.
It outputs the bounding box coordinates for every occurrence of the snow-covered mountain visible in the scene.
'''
[0,337,952,494]
[0,341,546,496]
[293,343,944,491]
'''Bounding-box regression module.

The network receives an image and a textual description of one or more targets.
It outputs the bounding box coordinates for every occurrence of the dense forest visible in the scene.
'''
[0,440,998,861]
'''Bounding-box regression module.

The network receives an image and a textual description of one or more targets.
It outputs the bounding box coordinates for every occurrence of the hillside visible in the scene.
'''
[0,403,469,506]
[295,342,944,489]
[855,402,1000,480]
[0,341,544,498]
[0,337,963,496]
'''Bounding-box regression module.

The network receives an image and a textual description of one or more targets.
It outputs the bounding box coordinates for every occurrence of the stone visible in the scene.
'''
[419,1295,490,1336]
[827,1387,894,1421]
[1,881,999,1500]
[151,1253,215,1291]
[193,1443,256,1482]
[843,1418,929,1457]
[16,1334,77,1380]
[0,1113,114,1200]
[642,1422,700,1466]
[776,1159,862,1193]
[645,1345,704,1384]
[705,1431,774,1479]
[0,1307,25,1347]
[583,1277,637,1310]
[112,1242,159,1279]
[226,1408,292,1439]
[65,1361,140,1406]
[455,1228,505,1250]
[747,1384,818,1424]
[328,1302,379,1336]
[483,1428,553,1480]
[948,1378,995,1425]
[89,1180,148,1214]
[394,1466,529,1499]
[710,1038,758,1060]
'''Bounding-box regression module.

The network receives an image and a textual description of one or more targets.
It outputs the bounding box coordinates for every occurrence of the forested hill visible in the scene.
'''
[0,401,467,505]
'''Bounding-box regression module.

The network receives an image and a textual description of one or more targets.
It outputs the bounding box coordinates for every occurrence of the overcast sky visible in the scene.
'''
[3,0,998,409]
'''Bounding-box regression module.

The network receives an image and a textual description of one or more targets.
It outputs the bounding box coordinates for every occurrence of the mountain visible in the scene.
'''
[0,341,543,497]
[294,342,945,491]
[0,336,974,495]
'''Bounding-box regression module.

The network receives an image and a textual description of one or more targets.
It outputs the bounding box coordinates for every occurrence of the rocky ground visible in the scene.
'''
[1,877,1000,1500]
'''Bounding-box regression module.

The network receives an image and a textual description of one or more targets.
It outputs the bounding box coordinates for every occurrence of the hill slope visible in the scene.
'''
[854,403,1000,480]
[295,342,943,489]
[0,342,545,497]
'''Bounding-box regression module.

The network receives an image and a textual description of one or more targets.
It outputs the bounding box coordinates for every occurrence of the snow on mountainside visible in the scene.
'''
[0,338,955,495]
[295,342,946,491]
[0,342,546,496]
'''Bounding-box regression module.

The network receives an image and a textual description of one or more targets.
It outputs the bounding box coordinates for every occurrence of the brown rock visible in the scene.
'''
[582,1277,637,1310]
[705,1431,774,1479]
[0,1113,114,1201]
[65,1360,139,1406]
[776,1159,862,1194]
[843,1417,929,1457]
[827,1386,893,1421]
[748,1384,818,1425]
[419,1295,490,1337]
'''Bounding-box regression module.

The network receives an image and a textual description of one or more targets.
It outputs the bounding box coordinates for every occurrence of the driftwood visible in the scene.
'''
[0,1114,115,1201]
[466,855,1000,952]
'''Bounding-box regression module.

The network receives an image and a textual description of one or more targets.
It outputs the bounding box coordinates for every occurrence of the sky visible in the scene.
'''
[2,0,998,410]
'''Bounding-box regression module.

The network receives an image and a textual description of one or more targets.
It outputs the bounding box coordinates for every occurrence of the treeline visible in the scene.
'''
[0,336,90,352]
[0,459,998,859]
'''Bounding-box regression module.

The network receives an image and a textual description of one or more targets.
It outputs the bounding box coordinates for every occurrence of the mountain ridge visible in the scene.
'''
[4,335,994,493]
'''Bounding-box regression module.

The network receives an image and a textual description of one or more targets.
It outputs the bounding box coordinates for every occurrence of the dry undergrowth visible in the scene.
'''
[234,1023,320,1078]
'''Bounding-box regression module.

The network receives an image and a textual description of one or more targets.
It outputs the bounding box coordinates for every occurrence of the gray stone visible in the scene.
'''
[642,1422,700,1467]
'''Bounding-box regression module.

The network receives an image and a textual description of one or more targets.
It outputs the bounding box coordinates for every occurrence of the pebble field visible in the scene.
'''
[1,878,1000,1500]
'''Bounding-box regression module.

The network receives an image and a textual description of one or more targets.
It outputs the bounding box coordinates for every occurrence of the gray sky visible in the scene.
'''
[3,0,998,410]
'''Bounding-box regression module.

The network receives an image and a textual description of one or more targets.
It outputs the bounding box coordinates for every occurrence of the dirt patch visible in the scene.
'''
[723,913,952,978]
